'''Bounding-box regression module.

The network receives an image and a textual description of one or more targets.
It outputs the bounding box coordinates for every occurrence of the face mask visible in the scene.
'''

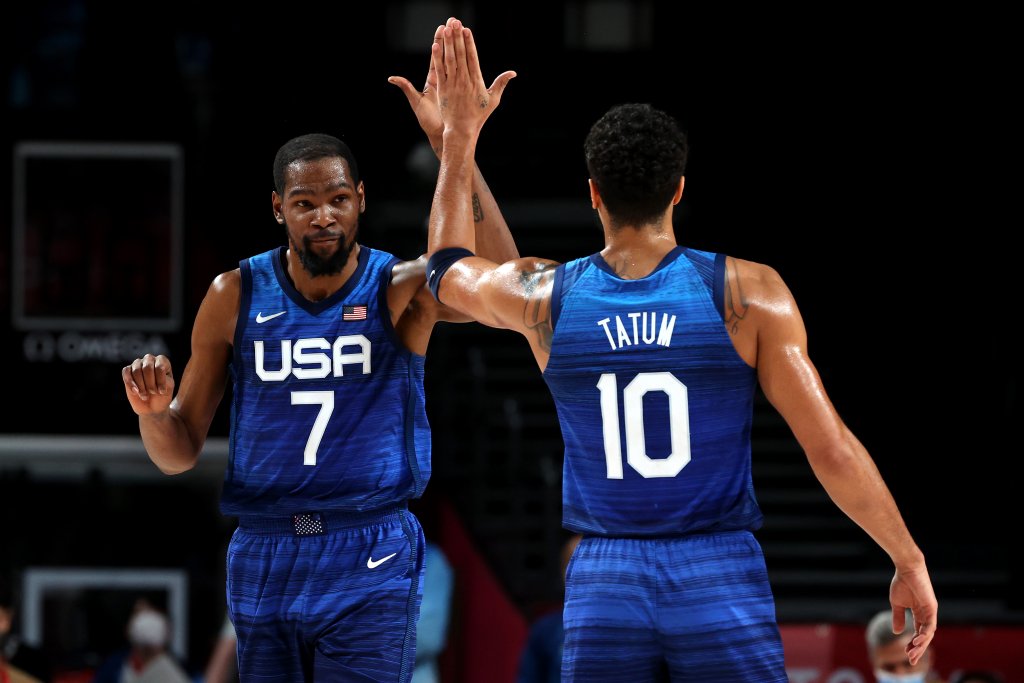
[875,671,926,683]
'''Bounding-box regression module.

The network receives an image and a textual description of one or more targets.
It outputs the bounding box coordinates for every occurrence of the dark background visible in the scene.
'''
[1,0,1017,674]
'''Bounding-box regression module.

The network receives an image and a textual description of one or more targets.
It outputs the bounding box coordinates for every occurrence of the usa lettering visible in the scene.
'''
[255,335,371,380]
[597,313,676,350]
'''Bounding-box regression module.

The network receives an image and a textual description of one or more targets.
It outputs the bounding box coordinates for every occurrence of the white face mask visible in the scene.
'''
[874,671,926,683]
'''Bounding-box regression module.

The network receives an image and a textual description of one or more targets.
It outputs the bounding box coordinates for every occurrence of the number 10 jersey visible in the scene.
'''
[544,247,762,536]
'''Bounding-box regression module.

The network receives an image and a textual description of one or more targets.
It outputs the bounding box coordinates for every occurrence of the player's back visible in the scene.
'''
[222,246,430,516]
[544,246,762,536]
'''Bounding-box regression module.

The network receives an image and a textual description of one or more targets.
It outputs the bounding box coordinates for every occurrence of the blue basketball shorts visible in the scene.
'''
[561,531,787,682]
[226,506,425,682]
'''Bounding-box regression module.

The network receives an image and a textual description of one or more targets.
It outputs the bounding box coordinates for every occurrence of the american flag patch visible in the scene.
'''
[342,304,367,321]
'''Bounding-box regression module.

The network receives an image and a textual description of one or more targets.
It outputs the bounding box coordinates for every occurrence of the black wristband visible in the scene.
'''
[426,247,475,303]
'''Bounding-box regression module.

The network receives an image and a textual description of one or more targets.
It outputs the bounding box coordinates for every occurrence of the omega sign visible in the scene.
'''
[23,332,169,363]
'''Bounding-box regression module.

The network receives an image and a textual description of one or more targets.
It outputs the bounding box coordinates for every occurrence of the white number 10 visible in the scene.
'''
[597,372,691,479]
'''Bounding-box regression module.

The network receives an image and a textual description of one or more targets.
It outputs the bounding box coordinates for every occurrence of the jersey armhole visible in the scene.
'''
[377,256,408,353]
[233,259,254,369]
[713,253,727,322]
[550,264,566,330]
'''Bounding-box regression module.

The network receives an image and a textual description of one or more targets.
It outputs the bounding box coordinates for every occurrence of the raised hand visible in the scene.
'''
[388,23,446,150]
[432,18,515,138]
[122,354,175,415]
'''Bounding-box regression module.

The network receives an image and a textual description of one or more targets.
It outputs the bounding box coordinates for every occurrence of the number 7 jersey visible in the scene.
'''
[544,247,763,536]
[220,246,430,516]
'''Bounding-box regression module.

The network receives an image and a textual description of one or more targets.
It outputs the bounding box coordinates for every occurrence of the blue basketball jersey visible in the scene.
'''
[545,247,762,536]
[221,246,430,516]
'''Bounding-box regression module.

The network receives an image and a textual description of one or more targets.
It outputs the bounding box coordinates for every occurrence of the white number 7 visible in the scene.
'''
[597,372,691,479]
[290,390,335,466]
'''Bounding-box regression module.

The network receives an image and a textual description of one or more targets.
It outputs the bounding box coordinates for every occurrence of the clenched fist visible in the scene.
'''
[122,354,175,415]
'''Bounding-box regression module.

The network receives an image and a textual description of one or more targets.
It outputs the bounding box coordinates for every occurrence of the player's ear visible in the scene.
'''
[671,177,685,206]
[272,191,284,223]
[357,181,366,214]
[588,179,601,210]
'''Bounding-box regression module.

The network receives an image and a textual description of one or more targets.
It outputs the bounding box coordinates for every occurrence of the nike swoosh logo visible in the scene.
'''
[429,269,436,280]
[366,552,398,569]
[256,311,286,323]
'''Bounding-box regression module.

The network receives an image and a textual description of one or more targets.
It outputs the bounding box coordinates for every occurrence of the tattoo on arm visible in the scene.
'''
[518,265,557,353]
[472,193,484,223]
[724,259,750,335]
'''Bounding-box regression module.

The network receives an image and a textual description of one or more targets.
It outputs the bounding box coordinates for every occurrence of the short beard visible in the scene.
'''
[287,221,358,277]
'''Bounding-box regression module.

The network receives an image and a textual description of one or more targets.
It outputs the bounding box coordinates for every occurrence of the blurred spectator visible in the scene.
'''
[516,533,582,683]
[201,616,237,683]
[91,601,189,683]
[949,672,1004,683]
[1,655,43,683]
[866,608,944,683]
[0,580,49,681]
[412,540,454,683]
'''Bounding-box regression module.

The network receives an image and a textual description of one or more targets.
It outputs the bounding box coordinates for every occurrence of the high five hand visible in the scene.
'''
[388,22,448,147]
[432,18,516,137]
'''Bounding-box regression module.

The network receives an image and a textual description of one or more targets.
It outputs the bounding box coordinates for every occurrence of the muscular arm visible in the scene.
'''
[748,261,937,662]
[468,164,519,262]
[125,272,235,474]
[423,26,552,362]
[437,256,558,369]
[388,256,473,356]
[423,130,518,266]
[385,21,518,353]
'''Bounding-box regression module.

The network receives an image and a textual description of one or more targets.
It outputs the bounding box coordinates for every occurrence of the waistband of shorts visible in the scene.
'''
[581,528,754,541]
[236,504,407,535]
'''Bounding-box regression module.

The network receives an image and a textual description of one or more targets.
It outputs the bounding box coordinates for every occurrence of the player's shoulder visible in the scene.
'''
[492,256,561,283]
[726,255,787,291]
[202,269,242,315]
[210,268,242,295]
[724,255,799,322]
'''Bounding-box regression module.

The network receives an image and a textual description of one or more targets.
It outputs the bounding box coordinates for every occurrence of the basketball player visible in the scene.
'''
[120,22,518,681]
[423,21,938,681]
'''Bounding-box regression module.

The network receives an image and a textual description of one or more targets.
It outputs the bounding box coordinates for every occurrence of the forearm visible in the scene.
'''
[428,133,517,262]
[429,131,479,253]
[471,166,519,262]
[138,409,201,475]
[808,428,924,569]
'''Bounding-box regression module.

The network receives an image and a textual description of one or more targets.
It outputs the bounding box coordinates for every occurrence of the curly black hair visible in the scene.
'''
[273,133,360,195]
[584,103,688,228]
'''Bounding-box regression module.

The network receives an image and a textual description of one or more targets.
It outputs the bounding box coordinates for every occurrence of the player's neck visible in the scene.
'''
[600,220,677,279]
[285,243,362,302]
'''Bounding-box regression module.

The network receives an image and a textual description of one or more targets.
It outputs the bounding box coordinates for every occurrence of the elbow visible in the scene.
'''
[804,440,857,476]
[151,449,200,475]
[156,459,197,476]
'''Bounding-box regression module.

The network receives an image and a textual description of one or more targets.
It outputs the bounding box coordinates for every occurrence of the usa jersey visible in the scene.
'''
[544,247,762,536]
[220,246,430,516]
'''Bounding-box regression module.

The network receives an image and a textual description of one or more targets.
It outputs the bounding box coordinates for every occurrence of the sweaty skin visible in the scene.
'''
[425,18,938,666]
[121,19,519,477]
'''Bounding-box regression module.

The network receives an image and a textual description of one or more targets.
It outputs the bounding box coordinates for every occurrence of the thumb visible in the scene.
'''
[387,76,420,104]
[891,606,907,634]
[488,71,517,99]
